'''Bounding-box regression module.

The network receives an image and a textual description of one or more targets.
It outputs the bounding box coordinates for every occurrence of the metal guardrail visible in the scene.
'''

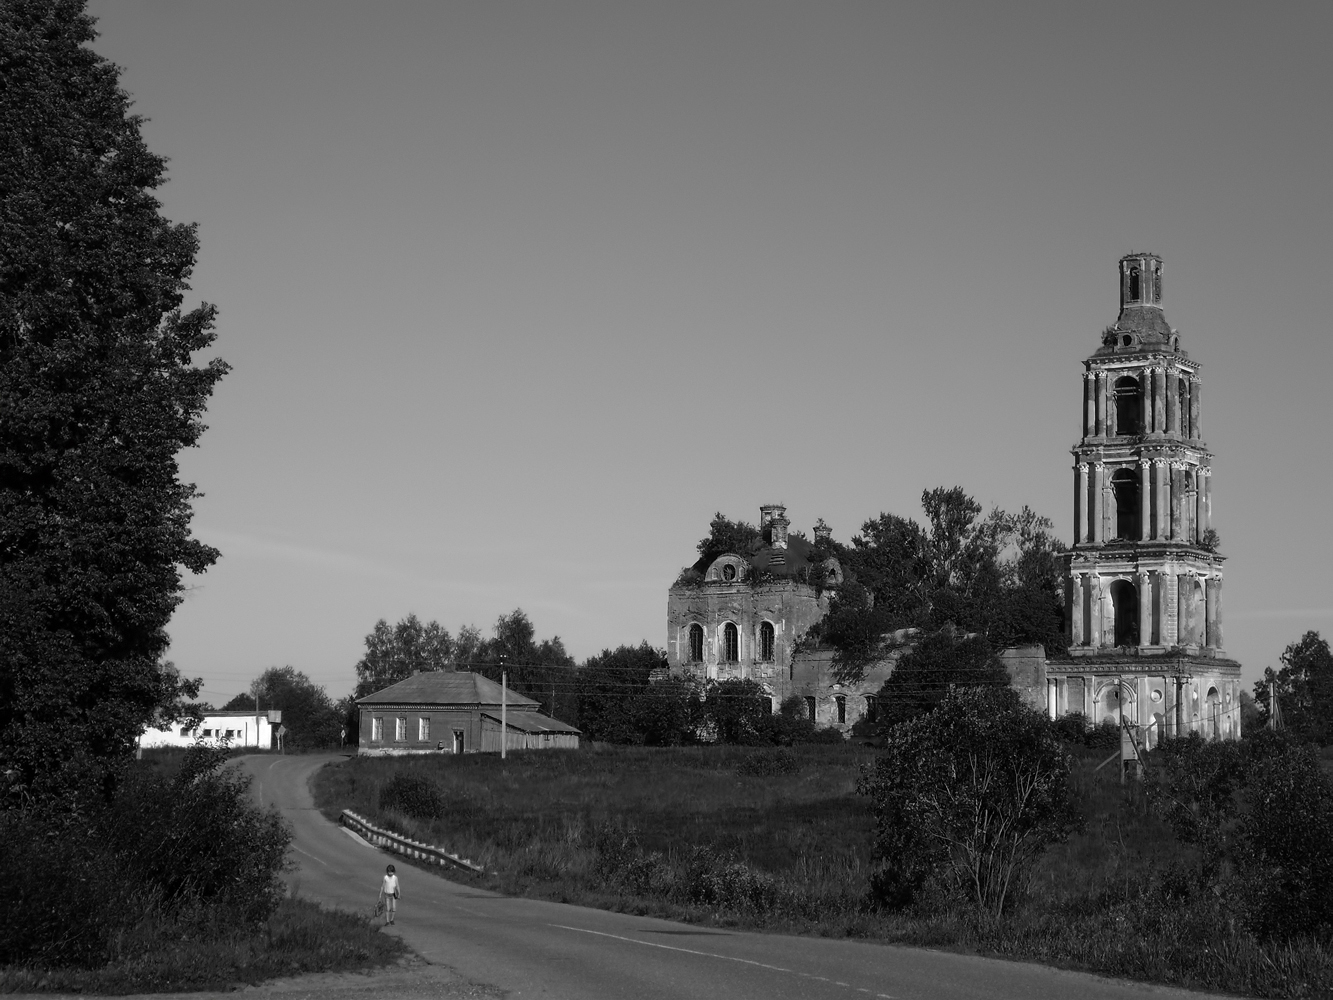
[339,809,486,873]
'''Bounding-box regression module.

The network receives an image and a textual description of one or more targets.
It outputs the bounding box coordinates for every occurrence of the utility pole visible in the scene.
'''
[499,653,507,760]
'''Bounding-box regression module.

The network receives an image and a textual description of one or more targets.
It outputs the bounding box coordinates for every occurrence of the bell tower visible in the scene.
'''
[1047,255,1241,741]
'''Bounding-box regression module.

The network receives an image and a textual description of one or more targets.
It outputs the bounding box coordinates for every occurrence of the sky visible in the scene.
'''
[84,0,1333,706]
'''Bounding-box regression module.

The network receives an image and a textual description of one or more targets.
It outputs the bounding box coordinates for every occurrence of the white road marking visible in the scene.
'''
[549,924,793,973]
[294,846,331,867]
[548,923,895,997]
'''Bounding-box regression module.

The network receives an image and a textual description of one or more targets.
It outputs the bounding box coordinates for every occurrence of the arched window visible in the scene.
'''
[723,622,738,662]
[1129,267,1140,300]
[1111,468,1140,540]
[759,622,775,662]
[1114,376,1142,436]
[1110,579,1138,647]
[688,623,704,663]
[835,695,846,725]
[804,696,816,722]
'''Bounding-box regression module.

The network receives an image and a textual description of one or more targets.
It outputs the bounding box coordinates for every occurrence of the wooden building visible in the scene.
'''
[356,671,579,755]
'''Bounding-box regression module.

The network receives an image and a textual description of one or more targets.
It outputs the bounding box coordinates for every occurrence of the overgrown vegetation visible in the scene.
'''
[1253,630,1333,745]
[317,726,1333,997]
[0,744,404,990]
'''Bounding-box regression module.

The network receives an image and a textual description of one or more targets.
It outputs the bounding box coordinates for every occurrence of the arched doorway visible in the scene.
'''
[1098,684,1121,725]
[1206,687,1221,739]
[1110,580,1138,646]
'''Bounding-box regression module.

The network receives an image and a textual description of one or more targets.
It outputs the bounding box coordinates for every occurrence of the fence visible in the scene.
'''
[339,809,486,873]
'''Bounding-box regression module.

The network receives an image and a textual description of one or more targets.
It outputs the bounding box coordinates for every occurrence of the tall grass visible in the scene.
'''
[316,743,1333,997]
[0,896,405,995]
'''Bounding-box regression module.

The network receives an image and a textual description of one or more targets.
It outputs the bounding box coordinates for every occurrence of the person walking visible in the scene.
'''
[378,864,400,925]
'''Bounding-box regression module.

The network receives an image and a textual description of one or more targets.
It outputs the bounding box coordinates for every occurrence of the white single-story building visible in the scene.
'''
[138,709,283,749]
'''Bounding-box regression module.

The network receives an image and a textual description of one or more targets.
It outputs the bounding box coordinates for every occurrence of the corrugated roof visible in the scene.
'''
[356,670,539,708]
[480,711,581,735]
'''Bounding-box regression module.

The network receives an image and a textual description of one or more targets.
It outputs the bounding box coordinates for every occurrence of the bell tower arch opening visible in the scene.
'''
[1110,579,1138,646]
[1111,468,1140,540]
[1113,376,1142,436]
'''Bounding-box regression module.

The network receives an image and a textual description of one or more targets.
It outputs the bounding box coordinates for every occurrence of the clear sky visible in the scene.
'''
[85,1,1333,706]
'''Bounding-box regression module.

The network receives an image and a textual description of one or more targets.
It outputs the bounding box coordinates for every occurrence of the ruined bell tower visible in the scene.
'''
[1047,254,1241,741]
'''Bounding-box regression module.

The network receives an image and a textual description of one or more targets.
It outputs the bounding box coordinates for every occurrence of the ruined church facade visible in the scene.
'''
[1049,253,1241,743]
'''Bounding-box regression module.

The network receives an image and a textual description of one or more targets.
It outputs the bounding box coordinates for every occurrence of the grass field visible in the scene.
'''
[315,743,1333,998]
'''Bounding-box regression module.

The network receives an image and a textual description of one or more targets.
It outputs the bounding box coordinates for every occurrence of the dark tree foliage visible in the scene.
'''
[703,678,772,745]
[0,1,227,798]
[221,666,341,750]
[471,608,577,719]
[859,687,1077,915]
[1149,729,1333,941]
[693,512,762,571]
[353,613,456,699]
[815,489,1067,682]
[875,630,1010,729]
[576,642,669,744]
[1252,631,1333,746]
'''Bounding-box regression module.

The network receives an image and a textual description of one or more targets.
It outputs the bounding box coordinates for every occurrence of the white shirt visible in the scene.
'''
[382,874,399,896]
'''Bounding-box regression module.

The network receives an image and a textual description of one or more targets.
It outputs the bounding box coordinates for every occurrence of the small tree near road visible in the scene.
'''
[859,687,1078,917]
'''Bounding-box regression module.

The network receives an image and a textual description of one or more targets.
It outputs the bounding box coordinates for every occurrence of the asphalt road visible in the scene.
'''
[239,753,1228,1000]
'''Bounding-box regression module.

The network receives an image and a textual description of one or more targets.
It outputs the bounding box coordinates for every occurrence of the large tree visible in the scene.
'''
[353,613,456,699]
[221,666,341,750]
[0,1,226,797]
[1254,631,1333,745]
[819,488,1067,683]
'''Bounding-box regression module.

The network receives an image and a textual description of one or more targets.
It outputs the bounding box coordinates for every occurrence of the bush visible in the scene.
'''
[860,687,1078,916]
[378,773,445,819]
[0,742,290,970]
[1150,729,1333,941]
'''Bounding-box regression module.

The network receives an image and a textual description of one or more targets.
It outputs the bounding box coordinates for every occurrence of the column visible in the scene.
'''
[1071,574,1085,646]
[1084,675,1095,718]
[1092,463,1105,545]
[1166,369,1179,436]
[1190,378,1201,440]
[1170,463,1183,540]
[1140,370,1151,436]
[1206,577,1223,649]
[1137,570,1151,648]
[1152,367,1166,434]
[1075,464,1087,543]
[1203,468,1212,532]
[1156,570,1171,646]
[1083,373,1095,438]
[1088,578,1103,648]
[1139,459,1151,540]
[1199,472,1210,544]
[1155,459,1169,540]
[1094,371,1107,437]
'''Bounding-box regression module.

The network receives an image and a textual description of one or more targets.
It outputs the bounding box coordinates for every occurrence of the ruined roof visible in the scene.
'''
[748,532,819,576]
[1092,305,1187,359]
[356,671,539,708]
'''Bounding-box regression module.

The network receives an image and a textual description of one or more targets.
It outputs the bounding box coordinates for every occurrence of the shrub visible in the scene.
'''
[378,773,445,819]
[681,846,775,912]
[0,742,290,969]
[860,687,1079,917]
[1150,729,1333,941]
